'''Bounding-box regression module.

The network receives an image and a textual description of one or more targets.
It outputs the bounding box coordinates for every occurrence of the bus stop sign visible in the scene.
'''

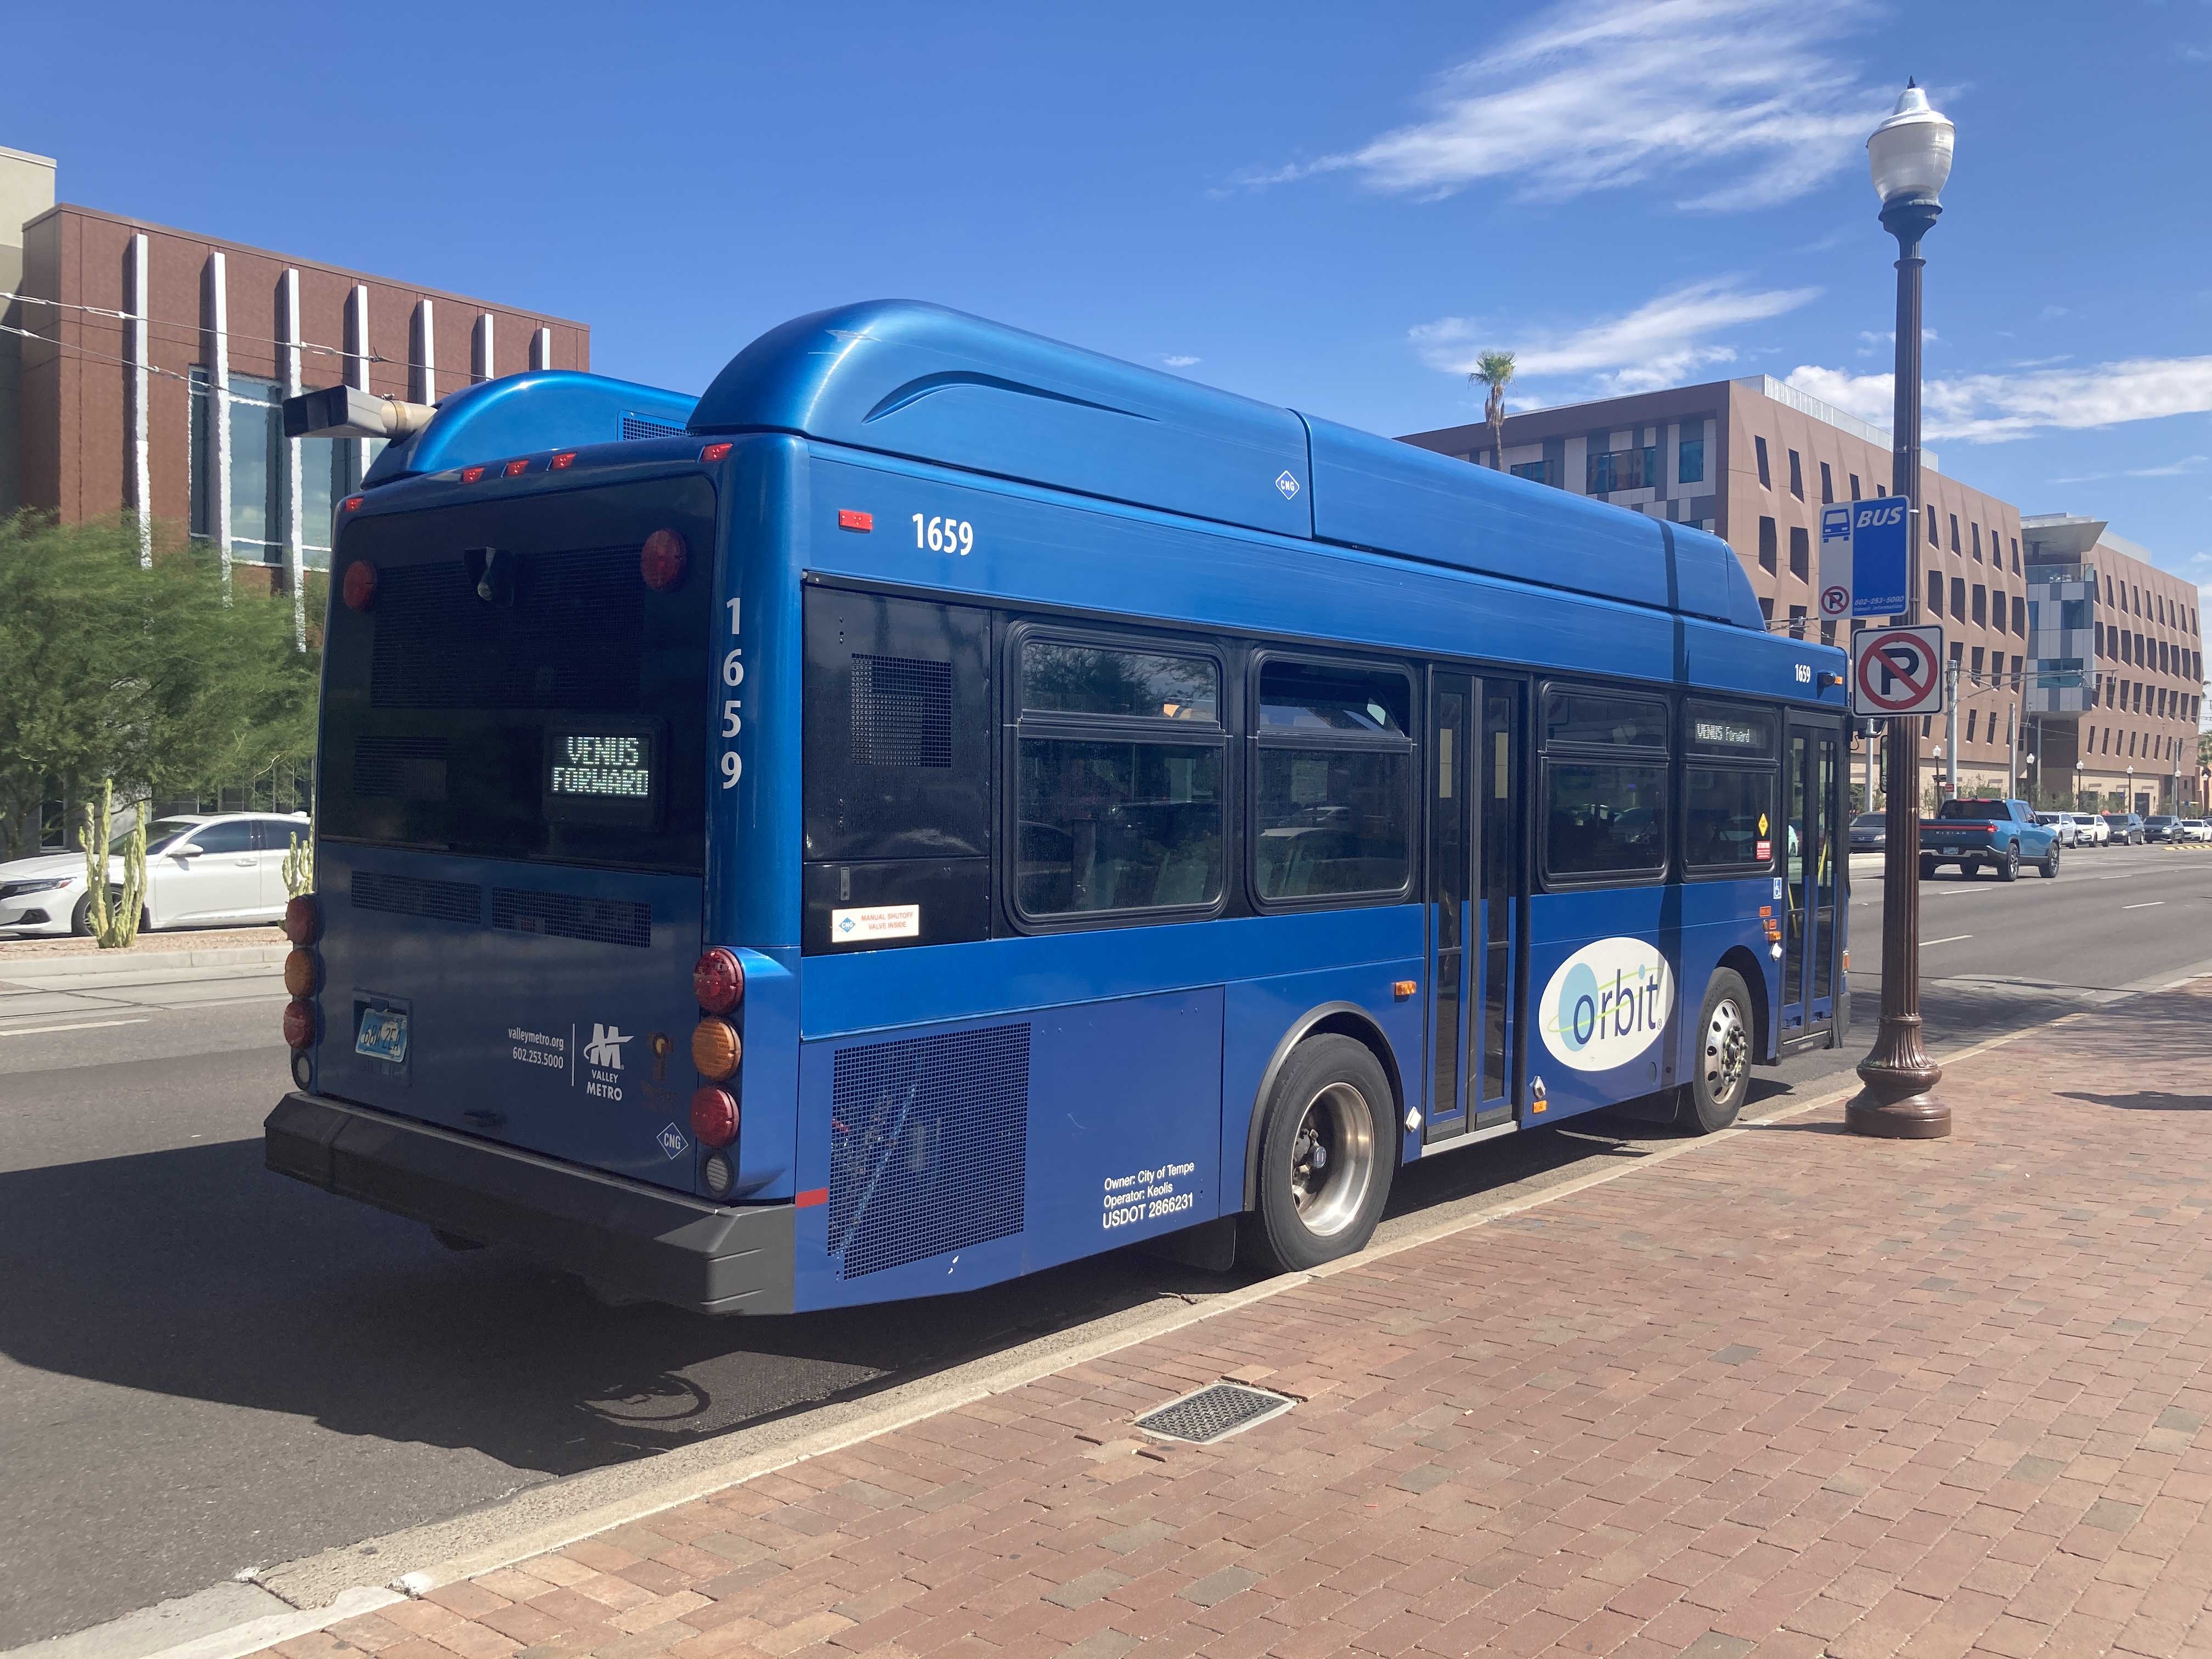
[1851,623,1946,717]
[1820,496,1912,619]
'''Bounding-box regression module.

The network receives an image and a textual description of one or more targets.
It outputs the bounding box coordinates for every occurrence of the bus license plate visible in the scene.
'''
[356,1007,409,1064]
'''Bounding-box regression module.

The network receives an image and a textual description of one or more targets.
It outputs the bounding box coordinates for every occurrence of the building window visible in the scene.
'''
[1677,435,1705,484]
[1927,571,1942,617]
[187,368,358,571]
[1971,523,1982,562]
[1926,505,1938,545]
[2013,596,2028,634]
[1849,472,1861,500]
[1758,517,1778,573]
[1966,710,1978,743]
[1950,577,1966,620]
[1787,449,1804,500]
[1754,436,1771,488]
[1758,597,1774,623]
[1788,525,1809,580]
[1819,461,1834,505]
[2010,537,2019,571]
[1971,586,1986,627]
[1949,514,1960,552]
[1819,618,1836,646]
[1785,603,1808,640]
[1587,445,1658,494]
[1510,459,1551,486]
[1970,646,1984,679]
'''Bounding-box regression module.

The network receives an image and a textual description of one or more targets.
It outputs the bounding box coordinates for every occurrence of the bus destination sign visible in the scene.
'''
[544,723,662,827]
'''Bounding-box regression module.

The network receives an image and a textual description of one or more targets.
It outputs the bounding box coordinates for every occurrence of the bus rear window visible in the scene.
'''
[319,478,715,873]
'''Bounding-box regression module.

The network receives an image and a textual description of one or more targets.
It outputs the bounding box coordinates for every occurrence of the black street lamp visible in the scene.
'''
[1849,81,1956,1140]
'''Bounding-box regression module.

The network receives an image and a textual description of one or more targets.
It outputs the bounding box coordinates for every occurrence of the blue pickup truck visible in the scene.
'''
[1918,797,2063,881]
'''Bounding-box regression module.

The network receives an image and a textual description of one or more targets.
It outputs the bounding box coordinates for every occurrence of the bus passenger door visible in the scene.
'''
[1423,672,1472,1142]
[1471,681,1522,1125]
[1781,718,1842,1044]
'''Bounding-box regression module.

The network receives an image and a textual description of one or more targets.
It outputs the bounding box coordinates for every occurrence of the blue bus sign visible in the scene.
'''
[1822,496,1911,620]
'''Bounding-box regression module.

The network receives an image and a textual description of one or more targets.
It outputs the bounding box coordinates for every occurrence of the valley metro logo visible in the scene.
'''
[584,1024,631,1069]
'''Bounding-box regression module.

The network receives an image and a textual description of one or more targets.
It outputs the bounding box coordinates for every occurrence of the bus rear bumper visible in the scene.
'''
[265,1092,794,1315]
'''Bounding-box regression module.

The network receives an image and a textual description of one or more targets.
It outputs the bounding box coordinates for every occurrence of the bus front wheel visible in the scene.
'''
[1241,1035,1395,1276]
[1677,969,1753,1135]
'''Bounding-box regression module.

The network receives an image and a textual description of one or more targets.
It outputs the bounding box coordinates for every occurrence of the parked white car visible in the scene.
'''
[0,812,308,937]
[2179,819,2212,843]
[2066,812,2110,847]
[2035,812,2078,848]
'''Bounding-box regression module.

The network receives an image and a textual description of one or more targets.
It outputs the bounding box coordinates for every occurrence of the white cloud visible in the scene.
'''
[2039,304,2072,321]
[1413,279,1819,397]
[1161,355,1200,368]
[1784,357,2212,443]
[2127,454,2208,477]
[1856,328,1937,357]
[1244,0,1891,211]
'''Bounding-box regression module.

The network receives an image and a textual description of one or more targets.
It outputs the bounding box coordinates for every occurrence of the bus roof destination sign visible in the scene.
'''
[1850,623,1947,718]
[1819,496,1911,620]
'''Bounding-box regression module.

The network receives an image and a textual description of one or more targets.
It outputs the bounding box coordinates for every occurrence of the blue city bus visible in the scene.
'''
[267,301,1850,1314]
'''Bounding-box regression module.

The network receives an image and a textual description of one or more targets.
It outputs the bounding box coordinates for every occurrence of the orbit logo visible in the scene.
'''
[1538,938,1674,1073]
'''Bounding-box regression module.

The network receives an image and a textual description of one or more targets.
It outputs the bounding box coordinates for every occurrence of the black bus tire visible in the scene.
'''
[1677,968,1753,1135]
[1239,1034,1396,1277]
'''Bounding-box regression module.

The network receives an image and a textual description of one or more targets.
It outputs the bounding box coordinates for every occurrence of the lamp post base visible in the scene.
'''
[1847,1015,1951,1138]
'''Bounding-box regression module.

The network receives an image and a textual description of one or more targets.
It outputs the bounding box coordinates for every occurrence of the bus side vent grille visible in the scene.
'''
[850,654,953,768]
[828,1023,1030,1279]
[369,549,644,711]
[350,870,482,926]
[489,888,653,949]
[352,734,450,800]
[620,413,688,442]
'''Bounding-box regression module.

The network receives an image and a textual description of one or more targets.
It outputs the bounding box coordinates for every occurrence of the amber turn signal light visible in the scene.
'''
[283,949,320,998]
[691,1017,741,1081]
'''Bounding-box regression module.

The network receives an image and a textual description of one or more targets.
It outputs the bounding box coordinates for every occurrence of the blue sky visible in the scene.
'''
[14,1,2210,605]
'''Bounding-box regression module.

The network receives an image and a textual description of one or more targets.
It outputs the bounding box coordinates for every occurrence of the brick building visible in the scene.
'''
[2,145,589,644]
[1401,376,2200,811]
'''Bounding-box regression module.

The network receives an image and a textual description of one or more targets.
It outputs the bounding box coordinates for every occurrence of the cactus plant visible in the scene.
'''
[283,825,314,899]
[76,780,147,949]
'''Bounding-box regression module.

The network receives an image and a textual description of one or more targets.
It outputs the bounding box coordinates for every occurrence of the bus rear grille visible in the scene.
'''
[850,654,953,768]
[828,1023,1029,1279]
[620,413,688,441]
[350,870,483,926]
[352,734,450,800]
[489,888,652,949]
[369,549,644,711]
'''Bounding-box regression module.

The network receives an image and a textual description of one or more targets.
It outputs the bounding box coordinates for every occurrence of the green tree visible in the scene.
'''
[0,514,320,857]
[1468,351,1516,471]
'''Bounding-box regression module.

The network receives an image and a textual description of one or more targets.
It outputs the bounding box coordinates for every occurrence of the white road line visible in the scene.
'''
[1922,934,1973,946]
[2123,901,2165,910]
[0,1015,151,1037]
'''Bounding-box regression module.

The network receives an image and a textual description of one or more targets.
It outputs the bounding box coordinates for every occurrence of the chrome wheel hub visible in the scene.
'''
[1289,1081,1374,1238]
[1703,998,1748,1104]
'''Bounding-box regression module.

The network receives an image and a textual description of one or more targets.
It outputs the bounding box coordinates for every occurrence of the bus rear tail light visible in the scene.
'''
[551,451,577,470]
[693,947,744,1013]
[691,1018,741,1081]
[283,998,318,1049]
[460,465,487,483]
[503,458,531,477]
[641,528,687,591]
[283,949,321,997]
[690,1086,739,1149]
[341,560,378,611]
[282,894,319,944]
[700,442,732,463]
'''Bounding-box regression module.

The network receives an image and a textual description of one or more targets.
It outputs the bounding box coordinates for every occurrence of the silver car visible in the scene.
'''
[2035,812,2078,848]
[0,812,308,936]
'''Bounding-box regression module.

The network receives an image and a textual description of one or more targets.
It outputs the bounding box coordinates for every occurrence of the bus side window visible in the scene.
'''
[1251,658,1414,905]
[1538,686,1670,884]
[802,589,992,952]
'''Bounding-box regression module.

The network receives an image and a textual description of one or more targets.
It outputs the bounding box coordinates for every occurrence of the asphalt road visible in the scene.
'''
[4,844,2210,1648]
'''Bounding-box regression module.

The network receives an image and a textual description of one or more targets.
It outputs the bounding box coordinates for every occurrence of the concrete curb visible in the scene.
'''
[0,946,287,986]
[71,969,2212,1659]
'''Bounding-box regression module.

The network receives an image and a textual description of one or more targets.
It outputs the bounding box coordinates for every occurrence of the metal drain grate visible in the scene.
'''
[1135,1382,1294,1445]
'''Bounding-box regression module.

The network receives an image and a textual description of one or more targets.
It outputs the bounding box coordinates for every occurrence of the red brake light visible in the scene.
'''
[693,947,744,1013]
[282,998,317,1049]
[341,560,378,611]
[460,465,487,483]
[700,442,733,463]
[641,528,687,592]
[503,458,531,477]
[838,509,873,532]
[283,894,319,944]
[690,1086,739,1149]
[551,452,577,470]
[342,494,364,512]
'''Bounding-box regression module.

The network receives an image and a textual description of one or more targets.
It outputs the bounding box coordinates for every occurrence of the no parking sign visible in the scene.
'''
[1850,624,1946,718]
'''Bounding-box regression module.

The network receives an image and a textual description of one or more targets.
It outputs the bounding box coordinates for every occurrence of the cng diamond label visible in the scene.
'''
[657,1124,689,1159]
[1274,471,1300,499]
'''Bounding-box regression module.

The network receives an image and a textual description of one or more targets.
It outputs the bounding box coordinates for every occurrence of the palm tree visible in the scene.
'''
[1468,351,1515,470]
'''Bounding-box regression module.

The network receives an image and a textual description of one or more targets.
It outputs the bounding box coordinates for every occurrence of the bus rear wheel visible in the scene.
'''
[1241,1035,1395,1276]
[1677,969,1752,1135]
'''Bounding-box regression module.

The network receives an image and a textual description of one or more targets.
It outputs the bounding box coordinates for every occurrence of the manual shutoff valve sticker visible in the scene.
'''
[1538,938,1674,1073]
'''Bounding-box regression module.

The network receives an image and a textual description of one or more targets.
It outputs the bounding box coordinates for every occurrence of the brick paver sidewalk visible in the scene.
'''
[282,987,2212,1659]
